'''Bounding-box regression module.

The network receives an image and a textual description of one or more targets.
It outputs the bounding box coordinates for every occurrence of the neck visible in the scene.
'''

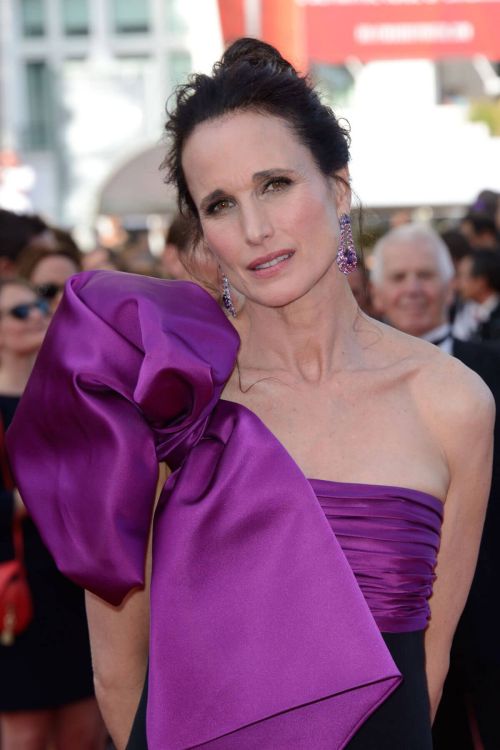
[235,269,364,383]
[0,352,37,395]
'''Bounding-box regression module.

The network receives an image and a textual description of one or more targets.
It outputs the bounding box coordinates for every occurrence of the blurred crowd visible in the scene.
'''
[0,187,500,749]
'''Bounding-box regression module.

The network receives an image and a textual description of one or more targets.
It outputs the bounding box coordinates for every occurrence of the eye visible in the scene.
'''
[205,197,234,216]
[263,176,292,193]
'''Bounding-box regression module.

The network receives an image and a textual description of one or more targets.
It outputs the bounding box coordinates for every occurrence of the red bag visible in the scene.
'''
[0,517,33,645]
[0,415,33,646]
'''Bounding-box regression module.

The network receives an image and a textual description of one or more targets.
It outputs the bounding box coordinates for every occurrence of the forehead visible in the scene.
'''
[182,110,312,198]
[0,283,35,307]
[382,240,440,275]
[31,255,78,283]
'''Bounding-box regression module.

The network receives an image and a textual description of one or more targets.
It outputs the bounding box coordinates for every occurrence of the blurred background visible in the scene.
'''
[1,0,499,257]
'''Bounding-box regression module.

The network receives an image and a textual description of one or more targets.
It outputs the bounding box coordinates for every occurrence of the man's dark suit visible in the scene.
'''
[432,338,500,750]
[476,301,500,342]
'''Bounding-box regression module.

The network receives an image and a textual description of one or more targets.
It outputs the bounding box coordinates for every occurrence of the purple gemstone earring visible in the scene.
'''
[221,273,237,318]
[336,213,358,274]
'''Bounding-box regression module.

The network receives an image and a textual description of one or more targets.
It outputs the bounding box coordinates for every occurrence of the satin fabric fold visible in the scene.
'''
[311,478,443,633]
[7,271,401,750]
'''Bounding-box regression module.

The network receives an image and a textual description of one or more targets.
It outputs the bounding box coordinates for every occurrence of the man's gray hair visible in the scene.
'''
[371,224,455,285]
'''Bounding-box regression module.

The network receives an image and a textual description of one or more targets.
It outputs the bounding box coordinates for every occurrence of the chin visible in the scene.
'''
[250,278,320,310]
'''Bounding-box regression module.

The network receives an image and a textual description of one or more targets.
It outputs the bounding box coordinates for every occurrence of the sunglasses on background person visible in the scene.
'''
[0,299,51,320]
[35,283,64,301]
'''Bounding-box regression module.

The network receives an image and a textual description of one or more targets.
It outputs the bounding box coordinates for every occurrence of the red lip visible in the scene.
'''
[248,250,295,270]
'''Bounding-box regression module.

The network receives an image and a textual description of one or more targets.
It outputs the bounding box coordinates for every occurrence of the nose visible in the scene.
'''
[403,274,422,294]
[29,305,43,320]
[239,198,273,246]
[31,300,50,320]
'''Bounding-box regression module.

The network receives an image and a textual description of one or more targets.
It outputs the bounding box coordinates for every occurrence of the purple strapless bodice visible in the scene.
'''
[310,478,443,633]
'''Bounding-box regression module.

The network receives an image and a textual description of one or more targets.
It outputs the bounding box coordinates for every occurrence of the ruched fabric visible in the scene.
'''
[311,479,443,633]
[7,271,402,750]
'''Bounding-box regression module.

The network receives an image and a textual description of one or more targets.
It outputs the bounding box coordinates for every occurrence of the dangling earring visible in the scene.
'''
[221,273,237,318]
[336,213,357,274]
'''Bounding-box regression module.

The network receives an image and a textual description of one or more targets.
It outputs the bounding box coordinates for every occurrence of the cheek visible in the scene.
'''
[292,189,338,243]
[201,221,238,264]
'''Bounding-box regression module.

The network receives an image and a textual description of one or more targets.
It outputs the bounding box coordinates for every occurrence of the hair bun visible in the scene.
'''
[218,37,296,75]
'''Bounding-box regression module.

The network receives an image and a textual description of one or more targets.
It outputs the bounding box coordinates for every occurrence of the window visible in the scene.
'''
[61,0,89,35]
[165,0,187,34]
[168,50,191,89]
[112,0,149,34]
[24,61,52,149]
[311,64,355,108]
[20,0,45,37]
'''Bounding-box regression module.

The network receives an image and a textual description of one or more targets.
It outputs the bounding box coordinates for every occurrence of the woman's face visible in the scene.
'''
[30,254,80,312]
[182,110,350,308]
[0,284,49,356]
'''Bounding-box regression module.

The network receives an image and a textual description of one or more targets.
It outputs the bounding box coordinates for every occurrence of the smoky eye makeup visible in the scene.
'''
[200,170,295,216]
[262,175,293,192]
[203,197,233,216]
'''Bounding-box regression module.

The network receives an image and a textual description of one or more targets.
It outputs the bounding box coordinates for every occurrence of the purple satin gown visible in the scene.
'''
[6,271,442,750]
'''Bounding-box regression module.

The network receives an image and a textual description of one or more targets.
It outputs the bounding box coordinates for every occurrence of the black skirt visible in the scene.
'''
[126,630,432,749]
[0,395,94,711]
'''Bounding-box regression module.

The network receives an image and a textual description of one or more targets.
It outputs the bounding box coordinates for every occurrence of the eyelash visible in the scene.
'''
[205,176,293,216]
[263,176,292,192]
[205,198,233,216]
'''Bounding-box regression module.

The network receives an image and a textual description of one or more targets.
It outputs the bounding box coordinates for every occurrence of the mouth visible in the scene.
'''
[248,250,295,273]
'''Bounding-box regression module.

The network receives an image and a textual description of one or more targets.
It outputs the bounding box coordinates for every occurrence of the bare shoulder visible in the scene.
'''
[370,318,495,431]
[413,340,494,429]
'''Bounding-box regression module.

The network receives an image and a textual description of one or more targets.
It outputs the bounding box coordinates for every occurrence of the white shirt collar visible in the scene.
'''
[420,323,453,354]
[420,323,452,344]
[476,293,500,322]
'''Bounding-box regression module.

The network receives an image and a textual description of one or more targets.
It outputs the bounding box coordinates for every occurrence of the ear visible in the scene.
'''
[332,167,351,216]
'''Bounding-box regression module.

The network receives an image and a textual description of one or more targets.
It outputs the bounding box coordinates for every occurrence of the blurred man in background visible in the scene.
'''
[455,250,500,343]
[371,223,500,750]
[460,213,499,250]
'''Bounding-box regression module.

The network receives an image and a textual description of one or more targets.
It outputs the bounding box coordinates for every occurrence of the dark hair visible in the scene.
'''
[441,229,472,263]
[165,213,194,254]
[163,38,350,227]
[471,190,499,220]
[0,210,48,262]
[468,249,500,292]
[462,212,498,238]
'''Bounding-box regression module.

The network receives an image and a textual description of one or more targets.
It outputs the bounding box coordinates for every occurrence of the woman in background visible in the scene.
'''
[0,279,105,750]
[17,245,83,314]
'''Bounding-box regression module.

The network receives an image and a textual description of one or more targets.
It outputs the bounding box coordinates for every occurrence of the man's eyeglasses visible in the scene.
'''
[0,299,51,320]
[35,283,63,301]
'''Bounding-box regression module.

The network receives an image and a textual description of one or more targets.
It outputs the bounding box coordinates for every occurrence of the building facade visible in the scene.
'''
[0,0,222,235]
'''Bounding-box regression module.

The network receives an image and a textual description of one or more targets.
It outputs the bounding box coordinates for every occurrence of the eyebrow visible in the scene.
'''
[199,168,294,212]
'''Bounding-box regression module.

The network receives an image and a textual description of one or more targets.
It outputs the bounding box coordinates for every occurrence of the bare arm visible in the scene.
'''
[85,463,169,749]
[424,367,494,719]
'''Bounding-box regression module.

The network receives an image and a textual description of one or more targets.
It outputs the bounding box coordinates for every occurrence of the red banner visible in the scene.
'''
[305,1,500,63]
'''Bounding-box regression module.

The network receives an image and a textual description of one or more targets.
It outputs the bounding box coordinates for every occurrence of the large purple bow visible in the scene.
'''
[7,271,400,749]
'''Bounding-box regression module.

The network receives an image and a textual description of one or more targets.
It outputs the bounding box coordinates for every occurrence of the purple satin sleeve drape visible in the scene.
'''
[6,271,238,602]
[7,271,401,750]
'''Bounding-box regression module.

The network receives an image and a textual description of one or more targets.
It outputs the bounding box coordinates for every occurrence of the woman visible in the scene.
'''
[7,40,493,749]
[17,246,83,313]
[0,279,105,749]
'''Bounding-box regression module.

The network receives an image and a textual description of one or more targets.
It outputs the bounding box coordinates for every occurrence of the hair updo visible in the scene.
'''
[163,38,351,227]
